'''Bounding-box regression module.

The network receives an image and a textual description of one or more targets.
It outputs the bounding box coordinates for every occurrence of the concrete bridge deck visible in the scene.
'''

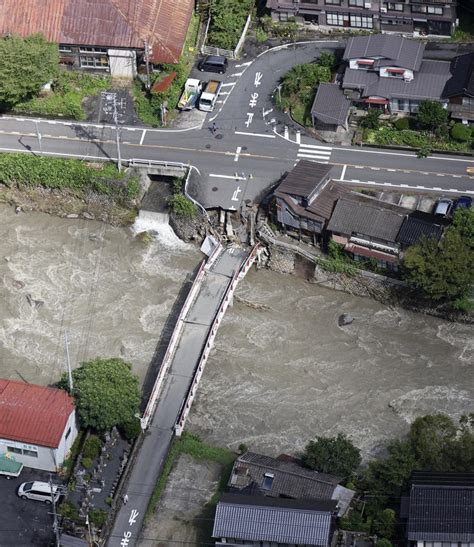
[108,244,256,547]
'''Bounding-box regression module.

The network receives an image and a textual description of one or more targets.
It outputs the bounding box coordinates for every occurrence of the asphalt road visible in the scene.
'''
[0,41,473,210]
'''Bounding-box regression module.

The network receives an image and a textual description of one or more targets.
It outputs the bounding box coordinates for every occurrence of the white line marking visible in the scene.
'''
[139,129,146,145]
[370,167,380,170]
[306,160,329,164]
[350,179,361,183]
[340,164,347,180]
[299,143,333,151]
[46,121,57,124]
[221,82,236,87]
[230,72,243,77]
[235,61,253,67]
[209,173,247,180]
[297,153,332,160]
[235,131,275,139]
[355,165,364,169]
[400,184,409,187]
[433,187,442,190]
[452,175,462,178]
[387,168,396,172]
[436,173,445,177]
[234,146,241,162]
[332,145,474,163]
[416,185,426,189]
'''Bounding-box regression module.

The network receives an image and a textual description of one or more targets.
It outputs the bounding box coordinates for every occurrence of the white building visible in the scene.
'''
[0,379,78,472]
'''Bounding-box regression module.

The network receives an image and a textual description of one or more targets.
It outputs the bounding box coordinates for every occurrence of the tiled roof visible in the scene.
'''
[311,83,351,126]
[343,60,451,101]
[229,452,340,500]
[327,194,407,243]
[307,181,349,221]
[213,493,334,545]
[407,476,474,542]
[0,0,194,63]
[0,379,75,448]
[443,53,474,99]
[397,212,445,247]
[343,35,425,72]
[276,161,332,200]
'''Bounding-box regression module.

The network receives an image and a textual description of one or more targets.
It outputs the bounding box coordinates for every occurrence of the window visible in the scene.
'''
[386,2,404,10]
[80,55,109,69]
[325,0,341,5]
[22,449,38,458]
[7,446,37,456]
[303,0,318,3]
[262,473,275,490]
[65,427,72,439]
[79,46,107,53]
[7,446,22,455]
[349,0,364,6]
[59,45,72,53]
[350,14,373,27]
[412,4,442,14]
[327,12,344,25]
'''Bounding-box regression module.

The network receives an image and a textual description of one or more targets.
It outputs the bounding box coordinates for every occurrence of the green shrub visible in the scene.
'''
[318,51,336,69]
[168,193,197,218]
[89,509,108,527]
[81,457,93,470]
[82,435,102,460]
[208,0,254,49]
[105,496,113,506]
[256,27,268,43]
[394,117,410,130]
[360,109,381,130]
[119,418,142,440]
[377,540,393,547]
[451,122,472,142]
[127,177,141,199]
[58,501,79,521]
[452,296,473,312]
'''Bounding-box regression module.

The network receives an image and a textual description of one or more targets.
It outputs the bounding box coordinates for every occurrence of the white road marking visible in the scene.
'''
[232,186,242,201]
[139,129,147,145]
[436,173,445,177]
[221,82,236,87]
[209,173,247,180]
[333,145,474,163]
[235,61,253,67]
[230,72,243,77]
[299,143,332,151]
[387,168,396,172]
[453,175,462,178]
[340,164,347,180]
[235,130,275,139]
[355,165,364,169]
[369,167,380,170]
[297,153,332,160]
[234,146,241,162]
[433,187,442,190]
[335,179,474,195]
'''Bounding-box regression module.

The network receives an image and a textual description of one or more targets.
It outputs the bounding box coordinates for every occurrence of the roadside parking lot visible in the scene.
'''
[0,467,57,546]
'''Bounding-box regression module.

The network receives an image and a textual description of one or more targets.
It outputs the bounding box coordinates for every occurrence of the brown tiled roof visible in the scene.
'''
[229,452,340,501]
[307,181,349,221]
[276,161,332,199]
[0,379,75,448]
[0,0,194,63]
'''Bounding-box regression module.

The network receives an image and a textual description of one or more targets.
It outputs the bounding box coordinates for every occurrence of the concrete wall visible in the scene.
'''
[108,49,137,79]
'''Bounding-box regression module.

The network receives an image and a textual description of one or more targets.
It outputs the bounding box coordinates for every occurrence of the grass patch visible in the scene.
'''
[14,71,111,120]
[146,432,235,520]
[363,127,472,152]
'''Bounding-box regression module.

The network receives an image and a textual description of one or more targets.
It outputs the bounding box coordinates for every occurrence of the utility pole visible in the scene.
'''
[50,474,60,547]
[64,331,73,392]
[35,120,42,154]
[143,39,151,90]
[112,94,122,172]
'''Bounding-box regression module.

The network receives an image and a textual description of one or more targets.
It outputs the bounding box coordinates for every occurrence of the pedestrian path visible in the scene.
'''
[297,142,333,164]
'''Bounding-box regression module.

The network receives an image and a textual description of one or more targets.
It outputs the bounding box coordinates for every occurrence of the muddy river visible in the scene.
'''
[1,205,472,457]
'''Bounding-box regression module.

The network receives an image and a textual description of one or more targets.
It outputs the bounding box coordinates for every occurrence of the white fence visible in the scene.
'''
[201,14,251,60]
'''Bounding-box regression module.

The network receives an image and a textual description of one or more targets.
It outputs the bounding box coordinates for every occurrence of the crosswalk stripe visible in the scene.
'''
[299,143,333,151]
[297,153,332,160]
[305,159,329,164]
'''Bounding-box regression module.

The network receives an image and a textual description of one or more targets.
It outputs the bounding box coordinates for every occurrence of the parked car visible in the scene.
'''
[454,196,472,211]
[434,198,453,217]
[18,481,61,504]
[198,55,228,74]
[198,80,223,112]
[466,166,474,175]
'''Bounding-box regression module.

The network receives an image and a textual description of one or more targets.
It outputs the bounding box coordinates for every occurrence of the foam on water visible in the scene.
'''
[131,211,188,249]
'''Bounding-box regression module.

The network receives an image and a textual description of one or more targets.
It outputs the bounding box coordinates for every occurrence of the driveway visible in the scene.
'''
[0,467,59,546]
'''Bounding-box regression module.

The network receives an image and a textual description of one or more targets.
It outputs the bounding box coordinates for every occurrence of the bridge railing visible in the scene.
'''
[128,158,188,170]
[175,244,262,436]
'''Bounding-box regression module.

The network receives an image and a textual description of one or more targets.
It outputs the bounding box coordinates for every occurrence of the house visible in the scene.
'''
[229,452,354,516]
[442,53,474,124]
[265,0,456,36]
[396,210,446,250]
[0,379,78,472]
[213,493,337,547]
[403,471,474,546]
[275,161,348,242]
[341,35,451,114]
[311,83,352,131]
[327,192,409,270]
[0,0,194,78]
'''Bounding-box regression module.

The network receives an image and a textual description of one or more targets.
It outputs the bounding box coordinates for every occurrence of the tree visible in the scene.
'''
[318,51,336,69]
[303,433,361,477]
[376,539,393,547]
[409,414,457,470]
[372,508,396,539]
[59,358,141,432]
[0,34,58,109]
[361,109,381,130]
[281,63,331,97]
[403,209,474,303]
[416,100,448,131]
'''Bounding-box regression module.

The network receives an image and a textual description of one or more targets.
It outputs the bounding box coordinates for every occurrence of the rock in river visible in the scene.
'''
[338,313,354,326]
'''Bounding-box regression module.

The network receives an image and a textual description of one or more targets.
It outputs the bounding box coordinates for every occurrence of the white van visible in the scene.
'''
[17,481,61,504]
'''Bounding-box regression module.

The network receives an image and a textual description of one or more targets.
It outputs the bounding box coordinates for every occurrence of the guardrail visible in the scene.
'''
[141,243,223,429]
[128,159,188,170]
[175,244,262,436]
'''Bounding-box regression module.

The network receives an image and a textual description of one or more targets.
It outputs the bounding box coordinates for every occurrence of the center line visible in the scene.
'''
[234,146,242,162]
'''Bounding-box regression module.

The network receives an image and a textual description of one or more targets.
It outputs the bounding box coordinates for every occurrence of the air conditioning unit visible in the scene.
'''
[380,6,387,12]
[364,2,372,8]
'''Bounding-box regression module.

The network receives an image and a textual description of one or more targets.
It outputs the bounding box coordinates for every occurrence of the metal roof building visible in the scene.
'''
[213,494,336,546]
[311,83,351,130]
